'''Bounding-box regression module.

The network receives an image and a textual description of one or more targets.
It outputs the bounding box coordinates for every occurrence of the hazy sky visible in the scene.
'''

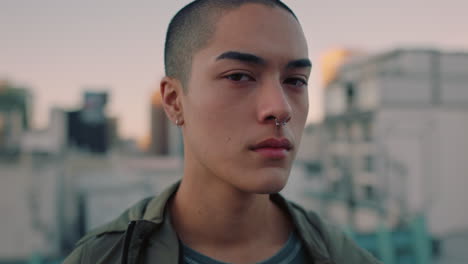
[1,0,467,139]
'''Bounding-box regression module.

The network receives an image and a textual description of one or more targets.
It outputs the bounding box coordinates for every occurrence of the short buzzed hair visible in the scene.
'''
[164,0,298,90]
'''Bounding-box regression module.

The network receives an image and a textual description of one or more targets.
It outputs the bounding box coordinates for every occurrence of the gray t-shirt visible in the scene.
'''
[182,232,309,264]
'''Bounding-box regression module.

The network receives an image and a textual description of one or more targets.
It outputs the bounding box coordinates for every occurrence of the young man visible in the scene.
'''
[64,1,381,263]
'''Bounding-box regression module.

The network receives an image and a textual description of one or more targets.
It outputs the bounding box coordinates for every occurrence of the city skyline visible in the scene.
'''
[1,0,467,139]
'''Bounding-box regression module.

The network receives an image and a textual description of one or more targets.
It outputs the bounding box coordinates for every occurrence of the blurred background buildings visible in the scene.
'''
[319,49,468,236]
[290,48,468,263]
[0,81,32,157]
[0,83,184,263]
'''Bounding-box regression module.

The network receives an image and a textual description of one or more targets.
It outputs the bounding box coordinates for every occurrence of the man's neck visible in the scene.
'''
[169,175,292,263]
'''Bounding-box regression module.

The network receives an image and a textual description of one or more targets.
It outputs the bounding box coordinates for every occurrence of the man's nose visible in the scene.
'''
[256,80,292,125]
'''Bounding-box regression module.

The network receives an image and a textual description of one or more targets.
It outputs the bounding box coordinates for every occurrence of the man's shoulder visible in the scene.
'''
[63,181,182,264]
[63,230,125,264]
[284,199,382,264]
[77,196,155,245]
[62,196,155,264]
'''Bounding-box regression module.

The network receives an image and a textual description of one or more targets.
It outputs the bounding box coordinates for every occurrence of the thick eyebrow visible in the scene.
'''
[216,51,266,65]
[215,51,312,69]
[286,59,312,69]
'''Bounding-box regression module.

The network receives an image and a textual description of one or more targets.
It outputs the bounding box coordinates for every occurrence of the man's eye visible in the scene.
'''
[225,73,254,82]
[284,78,307,87]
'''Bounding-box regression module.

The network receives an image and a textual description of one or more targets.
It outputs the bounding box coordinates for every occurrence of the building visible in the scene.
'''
[21,107,68,155]
[320,48,468,238]
[0,88,130,262]
[281,124,327,212]
[67,91,117,154]
[0,108,67,261]
[0,80,32,156]
[0,149,183,262]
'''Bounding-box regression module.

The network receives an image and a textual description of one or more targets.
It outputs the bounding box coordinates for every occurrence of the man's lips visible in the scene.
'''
[249,138,292,159]
[249,138,293,151]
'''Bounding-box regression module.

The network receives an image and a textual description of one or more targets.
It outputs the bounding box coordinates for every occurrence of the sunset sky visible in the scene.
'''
[1,0,467,139]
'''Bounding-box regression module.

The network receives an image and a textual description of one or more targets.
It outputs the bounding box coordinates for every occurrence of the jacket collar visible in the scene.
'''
[145,181,332,263]
[271,194,332,263]
[142,181,180,222]
[82,181,332,263]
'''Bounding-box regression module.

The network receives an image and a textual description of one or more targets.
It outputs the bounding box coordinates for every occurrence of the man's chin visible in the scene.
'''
[240,175,289,195]
[255,184,287,195]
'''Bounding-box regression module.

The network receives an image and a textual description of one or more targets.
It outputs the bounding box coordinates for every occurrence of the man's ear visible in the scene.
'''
[160,76,184,126]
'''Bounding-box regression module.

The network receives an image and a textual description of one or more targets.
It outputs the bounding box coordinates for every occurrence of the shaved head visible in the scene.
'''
[164,0,298,90]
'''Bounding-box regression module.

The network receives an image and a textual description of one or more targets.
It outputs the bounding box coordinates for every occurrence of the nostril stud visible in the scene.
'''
[274,118,288,127]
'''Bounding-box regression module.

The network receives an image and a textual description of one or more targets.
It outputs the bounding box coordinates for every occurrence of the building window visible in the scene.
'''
[363,185,376,200]
[364,155,374,172]
[328,124,338,141]
[332,155,341,169]
[346,82,356,108]
[345,122,352,142]
[350,122,362,142]
[362,121,373,142]
[0,114,4,131]
[331,180,341,193]
[337,123,347,141]
[305,162,322,176]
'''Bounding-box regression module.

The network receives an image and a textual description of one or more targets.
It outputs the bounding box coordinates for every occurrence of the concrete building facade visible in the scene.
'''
[0,81,31,156]
[320,49,468,237]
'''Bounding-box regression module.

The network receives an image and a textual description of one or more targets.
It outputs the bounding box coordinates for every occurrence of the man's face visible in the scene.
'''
[181,4,310,194]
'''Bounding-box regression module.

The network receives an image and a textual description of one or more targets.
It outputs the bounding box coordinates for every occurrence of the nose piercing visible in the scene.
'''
[275,118,288,127]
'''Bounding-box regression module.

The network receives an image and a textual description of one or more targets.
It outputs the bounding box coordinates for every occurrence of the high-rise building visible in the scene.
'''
[320,48,468,235]
[21,107,68,155]
[0,80,32,156]
[67,91,112,153]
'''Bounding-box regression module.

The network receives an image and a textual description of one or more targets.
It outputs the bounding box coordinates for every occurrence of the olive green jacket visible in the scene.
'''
[63,182,381,264]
